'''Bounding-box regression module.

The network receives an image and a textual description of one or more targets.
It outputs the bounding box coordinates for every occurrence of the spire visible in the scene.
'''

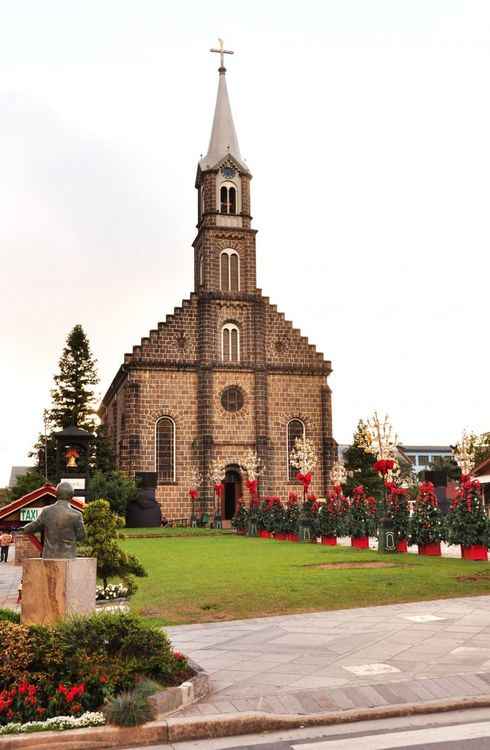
[199,40,249,173]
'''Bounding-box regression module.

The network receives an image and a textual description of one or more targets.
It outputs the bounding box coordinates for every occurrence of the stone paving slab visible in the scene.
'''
[0,557,21,610]
[168,595,490,719]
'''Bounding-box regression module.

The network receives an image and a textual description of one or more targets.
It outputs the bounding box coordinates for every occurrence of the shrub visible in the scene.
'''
[446,476,488,547]
[348,485,377,538]
[82,499,146,592]
[0,609,20,624]
[103,689,156,727]
[88,471,139,516]
[0,623,33,686]
[231,501,249,532]
[409,481,445,546]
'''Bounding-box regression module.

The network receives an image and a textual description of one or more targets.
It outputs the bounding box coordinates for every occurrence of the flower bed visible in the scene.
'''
[96,583,129,601]
[0,612,190,728]
[0,711,105,735]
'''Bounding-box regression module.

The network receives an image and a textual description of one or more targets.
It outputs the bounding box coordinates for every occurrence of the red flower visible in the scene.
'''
[36,707,46,716]
[189,489,198,500]
[374,459,395,475]
[99,675,109,684]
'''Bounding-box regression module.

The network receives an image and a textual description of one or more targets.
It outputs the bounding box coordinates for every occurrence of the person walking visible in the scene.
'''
[0,530,13,563]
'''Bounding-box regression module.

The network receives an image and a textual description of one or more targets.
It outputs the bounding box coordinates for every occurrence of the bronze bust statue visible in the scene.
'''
[22,481,85,559]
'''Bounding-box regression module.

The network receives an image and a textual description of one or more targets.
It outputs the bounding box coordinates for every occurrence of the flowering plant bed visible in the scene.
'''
[0,612,190,727]
[96,583,128,601]
[461,545,488,561]
[0,711,105,735]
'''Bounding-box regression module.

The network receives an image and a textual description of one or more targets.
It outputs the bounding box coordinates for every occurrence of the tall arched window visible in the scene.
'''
[287,419,305,480]
[220,250,240,292]
[222,323,240,362]
[199,254,204,286]
[156,417,175,482]
[220,184,237,214]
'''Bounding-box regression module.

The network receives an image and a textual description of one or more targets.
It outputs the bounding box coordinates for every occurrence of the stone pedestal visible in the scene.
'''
[21,557,97,625]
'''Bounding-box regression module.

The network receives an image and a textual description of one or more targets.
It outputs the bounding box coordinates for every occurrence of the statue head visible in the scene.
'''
[56,481,74,503]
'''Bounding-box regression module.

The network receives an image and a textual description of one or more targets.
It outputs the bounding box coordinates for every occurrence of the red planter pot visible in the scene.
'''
[275,532,287,541]
[288,533,299,542]
[236,529,246,535]
[351,536,369,549]
[259,530,271,539]
[418,542,441,556]
[396,539,408,553]
[461,545,488,561]
[321,535,337,546]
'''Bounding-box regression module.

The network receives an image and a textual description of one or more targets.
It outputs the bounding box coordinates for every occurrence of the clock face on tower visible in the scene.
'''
[222,166,236,178]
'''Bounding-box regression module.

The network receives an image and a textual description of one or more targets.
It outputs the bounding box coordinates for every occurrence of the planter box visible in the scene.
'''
[274,533,287,541]
[396,539,408,553]
[288,533,299,542]
[321,535,337,546]
[461,544,488,561]
[351,536,369,549]
[418,542,441,556]
[259,530,270,539]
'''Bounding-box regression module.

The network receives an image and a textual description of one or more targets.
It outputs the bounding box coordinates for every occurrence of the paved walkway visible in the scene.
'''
[168,595,490,717]
[0,556,21,610]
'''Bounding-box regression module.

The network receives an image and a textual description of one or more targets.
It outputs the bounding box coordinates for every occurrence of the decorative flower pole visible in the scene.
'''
[241,449,264,536]
[208,458,225,529]
[289,436,317,501]
[359,412,399,552]
[188,468,203,528]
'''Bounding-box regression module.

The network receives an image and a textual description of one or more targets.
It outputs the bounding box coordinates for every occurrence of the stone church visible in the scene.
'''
[100,49,336,521]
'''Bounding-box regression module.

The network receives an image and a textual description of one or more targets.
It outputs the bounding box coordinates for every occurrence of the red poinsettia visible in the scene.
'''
[373,459,395,475]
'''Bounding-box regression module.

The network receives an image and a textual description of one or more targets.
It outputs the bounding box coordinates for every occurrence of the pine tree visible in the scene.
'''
[409,481,446,546]
[343,421,385,501]
[49,324,98,431]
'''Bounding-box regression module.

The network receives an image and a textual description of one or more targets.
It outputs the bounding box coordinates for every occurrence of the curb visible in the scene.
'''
[149,658,209,716]
[3,695,490,749]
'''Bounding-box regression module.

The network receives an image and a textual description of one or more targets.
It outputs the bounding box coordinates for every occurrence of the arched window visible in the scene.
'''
[156,417,175,482]
[220,249,240,292]
[287,419,305,480]
[220,183,237,214]
[222,323,240,362]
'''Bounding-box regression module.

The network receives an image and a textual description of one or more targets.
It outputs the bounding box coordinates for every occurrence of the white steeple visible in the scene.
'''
[199,41,249,173]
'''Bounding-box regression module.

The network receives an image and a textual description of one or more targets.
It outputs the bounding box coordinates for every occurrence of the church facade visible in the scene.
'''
[100,53,336,520]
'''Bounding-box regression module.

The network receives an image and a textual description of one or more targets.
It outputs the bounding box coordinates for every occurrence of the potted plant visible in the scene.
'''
[299,496,319,542]
[409,481,445,555]
[349,485,376,548]
[319,487,340,545]
[446,476,488,560]
[385,482,410,552]
[285,492,300,541]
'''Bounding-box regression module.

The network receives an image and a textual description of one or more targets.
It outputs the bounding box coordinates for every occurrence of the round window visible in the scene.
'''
[221,386,244,412]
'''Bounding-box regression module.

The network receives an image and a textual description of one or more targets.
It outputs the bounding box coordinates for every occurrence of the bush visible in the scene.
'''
[88,471,139,516]
[409,481,445,546]
[0,609,20,624]
[103,689,156,727]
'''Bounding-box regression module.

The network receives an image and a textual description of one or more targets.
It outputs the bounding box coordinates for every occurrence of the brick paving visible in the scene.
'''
[168,594,490,718]
[0,555,21,611]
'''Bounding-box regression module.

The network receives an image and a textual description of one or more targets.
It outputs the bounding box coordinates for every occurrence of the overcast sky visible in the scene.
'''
[1,0,489,486]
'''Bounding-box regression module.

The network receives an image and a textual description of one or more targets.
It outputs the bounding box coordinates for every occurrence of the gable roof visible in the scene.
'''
[0,483,85,521]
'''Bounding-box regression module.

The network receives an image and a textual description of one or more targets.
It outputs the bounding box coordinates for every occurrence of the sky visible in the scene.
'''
[1,0,489,486]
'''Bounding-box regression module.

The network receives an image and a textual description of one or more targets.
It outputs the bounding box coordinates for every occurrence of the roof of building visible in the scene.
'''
[199,67,249,174]
[400,446,452,453]
[0,483,85,521]
[8,466,35,488]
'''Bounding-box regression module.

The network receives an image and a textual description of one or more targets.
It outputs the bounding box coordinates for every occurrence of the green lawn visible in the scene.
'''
[122,527,232,539]
[121,535,490,626]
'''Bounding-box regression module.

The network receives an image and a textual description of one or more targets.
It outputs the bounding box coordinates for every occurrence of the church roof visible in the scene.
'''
[199,67,249,174]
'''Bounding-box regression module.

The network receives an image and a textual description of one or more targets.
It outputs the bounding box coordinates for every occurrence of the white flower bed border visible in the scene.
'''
[96,583,128,601]
[0,711,105,735]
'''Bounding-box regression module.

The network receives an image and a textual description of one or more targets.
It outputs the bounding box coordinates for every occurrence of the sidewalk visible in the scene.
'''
[0,557,21,610]
[168,594,490,718]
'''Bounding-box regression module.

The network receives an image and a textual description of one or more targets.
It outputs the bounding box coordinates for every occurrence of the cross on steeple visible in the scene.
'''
[210,38,234,70]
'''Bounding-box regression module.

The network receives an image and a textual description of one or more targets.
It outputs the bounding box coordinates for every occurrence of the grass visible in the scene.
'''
[122,527,232,539]
[121,535,490,626]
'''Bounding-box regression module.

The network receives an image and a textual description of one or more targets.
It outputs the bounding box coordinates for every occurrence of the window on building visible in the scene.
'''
[418,454,429,466]
[156,417,175,482]
[199,255,204,286]
[220,250,240,292]
[287,419,305,480]
[222,323,240,362]
[220,184,238,214]
[221,386,244,412]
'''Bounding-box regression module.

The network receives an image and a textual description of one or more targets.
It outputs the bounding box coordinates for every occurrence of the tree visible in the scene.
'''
[82,499,146,593]
[93,424,114,473]
[472,433,490,470]
[8,470,46,501]
[49,324,98,431]
[446,476,488,548]
[428,455,461,482]
[409,481,445,547]
[88,470,137,516]
[348,485,377,539]
[343,421,385,501]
